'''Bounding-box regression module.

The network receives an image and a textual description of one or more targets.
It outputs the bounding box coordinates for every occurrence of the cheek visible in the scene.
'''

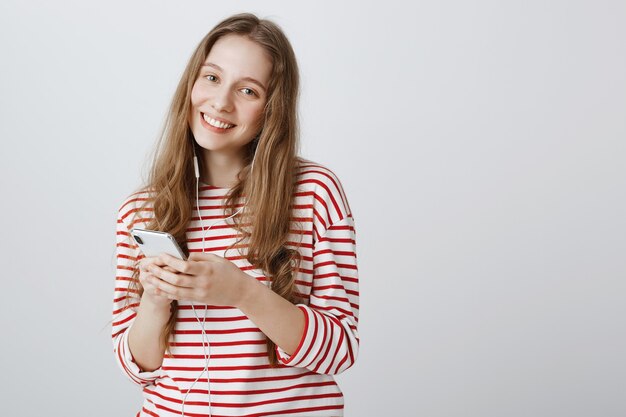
[190,83,204,107]
[242,102,266,127]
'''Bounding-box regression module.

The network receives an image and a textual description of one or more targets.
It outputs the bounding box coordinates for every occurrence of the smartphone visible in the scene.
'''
[129,228,187,260]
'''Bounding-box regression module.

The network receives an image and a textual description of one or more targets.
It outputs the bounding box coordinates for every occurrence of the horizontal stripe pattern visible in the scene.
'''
[112,159,359,416]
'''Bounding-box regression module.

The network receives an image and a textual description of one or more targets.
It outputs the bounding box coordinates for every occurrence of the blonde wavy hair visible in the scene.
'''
[128,13,302,366]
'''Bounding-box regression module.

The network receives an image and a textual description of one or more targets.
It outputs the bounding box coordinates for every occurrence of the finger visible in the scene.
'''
[138,258,151,271]
[150,285,175,300]
[149,273,193,301]
[149,265,193,288]
[139,274,169,298]
[159,253,197,274]
[139,272,158,289]
[187,252,222,262]
[139,256,167,271]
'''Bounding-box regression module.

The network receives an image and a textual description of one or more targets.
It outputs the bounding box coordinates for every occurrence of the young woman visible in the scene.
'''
[112,13,359,417]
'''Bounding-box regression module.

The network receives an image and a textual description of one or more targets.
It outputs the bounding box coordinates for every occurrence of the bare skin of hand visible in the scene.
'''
[144,252,250,307]
[127,256,177,372]
[138,256,178,307]
[147,252,305,355]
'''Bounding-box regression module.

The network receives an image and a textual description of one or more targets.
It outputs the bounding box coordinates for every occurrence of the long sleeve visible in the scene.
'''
[108,166,357,416]
[276,164,360,375]
[111,195,161,386]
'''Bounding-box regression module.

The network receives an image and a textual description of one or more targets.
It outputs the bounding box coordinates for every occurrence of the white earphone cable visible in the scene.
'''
[181,142,258,417]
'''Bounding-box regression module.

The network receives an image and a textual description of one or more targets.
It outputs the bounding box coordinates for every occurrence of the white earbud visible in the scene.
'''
[193,155,200,179]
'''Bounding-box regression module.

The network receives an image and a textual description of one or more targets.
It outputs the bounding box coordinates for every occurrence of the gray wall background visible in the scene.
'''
[1,0,624,416]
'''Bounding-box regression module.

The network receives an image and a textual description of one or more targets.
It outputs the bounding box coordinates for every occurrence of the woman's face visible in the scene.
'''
[189,34,272,156]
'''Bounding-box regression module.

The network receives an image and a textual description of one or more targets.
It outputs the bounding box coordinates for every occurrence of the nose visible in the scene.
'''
[211,87,234,113]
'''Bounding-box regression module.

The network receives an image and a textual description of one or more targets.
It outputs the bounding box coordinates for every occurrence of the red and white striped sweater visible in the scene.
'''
[112,160,360,417]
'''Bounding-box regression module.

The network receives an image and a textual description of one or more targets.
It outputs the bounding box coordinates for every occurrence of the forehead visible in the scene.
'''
[205,34,272,84]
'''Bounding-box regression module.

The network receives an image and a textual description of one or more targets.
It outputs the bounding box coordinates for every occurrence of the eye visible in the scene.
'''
[241,87,257,97]
[205,74,218,82]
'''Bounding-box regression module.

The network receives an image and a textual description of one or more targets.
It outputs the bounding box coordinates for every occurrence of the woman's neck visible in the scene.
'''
[201,149,246,188]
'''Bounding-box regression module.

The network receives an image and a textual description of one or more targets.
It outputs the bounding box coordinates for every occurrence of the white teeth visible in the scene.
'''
[202,113,234,129]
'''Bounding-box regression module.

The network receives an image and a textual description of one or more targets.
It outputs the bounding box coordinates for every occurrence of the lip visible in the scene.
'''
[199,112,236,134]
[201,112,235,126]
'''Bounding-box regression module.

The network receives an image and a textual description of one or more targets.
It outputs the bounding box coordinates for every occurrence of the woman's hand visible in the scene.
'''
[138,256,176,308]
[146,253,306,356]
[145,253,252,307]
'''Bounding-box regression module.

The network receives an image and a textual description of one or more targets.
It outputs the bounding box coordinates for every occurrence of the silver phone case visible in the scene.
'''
[129,228,187,260]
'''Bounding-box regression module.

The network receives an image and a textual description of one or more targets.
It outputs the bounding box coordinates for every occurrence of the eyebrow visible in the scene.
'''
[201,62,267,91]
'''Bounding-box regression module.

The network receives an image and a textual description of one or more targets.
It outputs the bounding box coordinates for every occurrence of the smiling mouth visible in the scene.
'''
[202,113,236,129]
